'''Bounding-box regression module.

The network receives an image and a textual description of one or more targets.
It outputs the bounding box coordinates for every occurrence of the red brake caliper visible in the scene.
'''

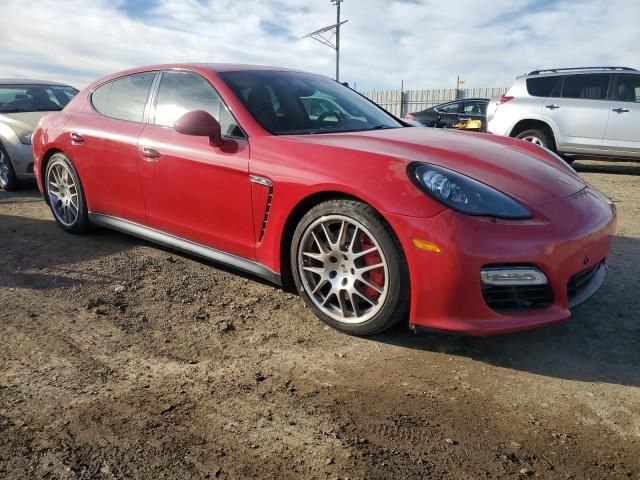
[359,236,384,299]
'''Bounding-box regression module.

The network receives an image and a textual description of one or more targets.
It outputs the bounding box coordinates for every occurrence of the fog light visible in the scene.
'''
[480,267,547,286]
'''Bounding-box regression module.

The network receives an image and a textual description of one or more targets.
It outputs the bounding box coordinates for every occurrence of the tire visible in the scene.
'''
[291,199,409,335]
[44,153,90,234]
[516,128,555,151]
[0,144,20,191]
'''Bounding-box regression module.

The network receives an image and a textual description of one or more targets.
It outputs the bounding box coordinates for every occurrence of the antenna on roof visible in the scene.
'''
[303,0,347,81]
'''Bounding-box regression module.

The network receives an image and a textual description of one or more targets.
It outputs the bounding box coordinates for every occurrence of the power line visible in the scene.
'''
[303,0,347,81]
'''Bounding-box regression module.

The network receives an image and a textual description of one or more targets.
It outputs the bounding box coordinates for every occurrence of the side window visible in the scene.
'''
[612,74,640,103]
[463,101,486,115]
[437,102,459,114]
[526,76,562,97]
[91,83,111,113]
[154,71,242,136]
[91,72,155,122]
[562,74,610,101]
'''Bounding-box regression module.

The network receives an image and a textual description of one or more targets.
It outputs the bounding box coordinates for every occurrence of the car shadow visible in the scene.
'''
[0,188,274,291]
[0,206,138,290]
[371,234,640,388]
[574,159,640,176]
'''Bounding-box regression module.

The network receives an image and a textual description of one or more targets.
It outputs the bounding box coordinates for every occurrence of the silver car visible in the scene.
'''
[0,79,78,190]
[487,67,640,162]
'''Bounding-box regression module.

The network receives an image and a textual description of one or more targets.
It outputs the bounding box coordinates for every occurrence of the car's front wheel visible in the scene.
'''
[45,153,90,233]
[0,144,19,191]
[291,199,409,335]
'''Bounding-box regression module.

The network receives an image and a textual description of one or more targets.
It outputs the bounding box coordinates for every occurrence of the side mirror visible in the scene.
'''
[174,110,222,146]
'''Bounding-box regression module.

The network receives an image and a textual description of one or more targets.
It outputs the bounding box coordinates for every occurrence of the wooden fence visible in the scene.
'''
[361,87,509,117]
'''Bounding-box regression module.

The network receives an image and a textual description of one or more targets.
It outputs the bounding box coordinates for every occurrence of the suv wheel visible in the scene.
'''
[516,129,554,151]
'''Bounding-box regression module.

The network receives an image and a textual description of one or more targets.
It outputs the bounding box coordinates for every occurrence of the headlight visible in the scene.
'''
[19,131,33,145]
[409,163,531,219]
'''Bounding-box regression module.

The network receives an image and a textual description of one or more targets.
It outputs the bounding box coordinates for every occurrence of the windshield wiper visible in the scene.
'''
[370,125,396,130]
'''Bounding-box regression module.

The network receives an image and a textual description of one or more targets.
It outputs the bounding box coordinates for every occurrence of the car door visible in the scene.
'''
[542,73,611,152]
[434,101,461,128]
[602,73,640,157]
[137,70,255,259]
[461,100,488,129]
[65,72,155,224]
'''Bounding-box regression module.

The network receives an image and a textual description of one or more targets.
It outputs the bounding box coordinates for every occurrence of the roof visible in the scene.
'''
[0,78,73,86]
[112,63,300,76]
[525,66,637,77]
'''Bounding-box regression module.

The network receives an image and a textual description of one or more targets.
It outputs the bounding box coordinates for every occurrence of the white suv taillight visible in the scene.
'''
[495,95,514,109]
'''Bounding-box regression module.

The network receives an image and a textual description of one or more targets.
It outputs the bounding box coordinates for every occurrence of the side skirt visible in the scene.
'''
[89,213,282,285]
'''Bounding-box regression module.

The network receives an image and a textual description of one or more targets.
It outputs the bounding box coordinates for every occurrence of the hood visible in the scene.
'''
[285,127,585,206]
[0,111,50,133]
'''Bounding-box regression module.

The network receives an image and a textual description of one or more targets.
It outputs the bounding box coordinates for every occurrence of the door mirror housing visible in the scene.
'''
[174,110,223,146]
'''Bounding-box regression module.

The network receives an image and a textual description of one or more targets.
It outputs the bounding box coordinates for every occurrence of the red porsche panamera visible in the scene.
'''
[32,64,616,335]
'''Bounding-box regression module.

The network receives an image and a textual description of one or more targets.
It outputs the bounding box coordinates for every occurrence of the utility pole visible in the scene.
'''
[303,1,347,82]
[333,0,343,81]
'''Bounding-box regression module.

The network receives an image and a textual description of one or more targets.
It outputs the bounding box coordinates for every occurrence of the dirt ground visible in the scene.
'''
[1,159,639,479]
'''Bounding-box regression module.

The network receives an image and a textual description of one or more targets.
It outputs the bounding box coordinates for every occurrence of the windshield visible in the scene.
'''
[218,70,403,135]
[0,84,78,113]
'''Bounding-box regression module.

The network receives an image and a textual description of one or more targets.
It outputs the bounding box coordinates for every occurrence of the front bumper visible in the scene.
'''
[3,141,35,178]
[385,186,616,335]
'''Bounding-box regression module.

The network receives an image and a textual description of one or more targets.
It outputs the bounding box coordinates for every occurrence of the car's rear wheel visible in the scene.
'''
[0,144,19,191]
[45,153,90,233]
[516,129,554,151]
[291,199,409,335]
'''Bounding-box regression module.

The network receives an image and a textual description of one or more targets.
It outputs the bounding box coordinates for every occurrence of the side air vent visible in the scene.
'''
[259,189,273,241]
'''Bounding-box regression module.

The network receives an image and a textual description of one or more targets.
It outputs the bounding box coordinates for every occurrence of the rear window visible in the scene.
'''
[526,76,562,97]
[561,74,610,101]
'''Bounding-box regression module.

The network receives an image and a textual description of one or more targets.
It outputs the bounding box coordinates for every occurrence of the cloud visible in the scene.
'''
[0,0,638,91]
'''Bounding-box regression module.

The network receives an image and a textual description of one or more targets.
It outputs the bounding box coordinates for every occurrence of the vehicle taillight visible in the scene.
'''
[496,96,514,108]
[405,113,415,120]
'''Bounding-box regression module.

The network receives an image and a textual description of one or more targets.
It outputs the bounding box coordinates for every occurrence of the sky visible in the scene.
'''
[0,0,638,91]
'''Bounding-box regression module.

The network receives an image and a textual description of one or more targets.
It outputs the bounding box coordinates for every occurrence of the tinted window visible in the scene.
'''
[613,74,640,103]
[0,84,78,113]
[437,102,459,114]
[91,73,155,122]
[154,71,241,136]
[526,76,562,97]
[463,101,487,115]
[219,70,402,135]
[562,74,610,100]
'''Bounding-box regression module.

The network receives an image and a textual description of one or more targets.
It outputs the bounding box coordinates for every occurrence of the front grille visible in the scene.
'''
[482,284,554,312]
[567,263,599,298]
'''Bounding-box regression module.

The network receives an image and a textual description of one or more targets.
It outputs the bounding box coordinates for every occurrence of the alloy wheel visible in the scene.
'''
[47,159,80,226]
[521,135,544,146]
[0,150,9,187]
[297,215,389,324]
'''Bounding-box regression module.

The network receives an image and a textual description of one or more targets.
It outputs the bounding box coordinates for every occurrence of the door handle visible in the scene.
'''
[70,132,84,144]
[612,107,630,113]
[141,146,160,161]
[545,104,560,110]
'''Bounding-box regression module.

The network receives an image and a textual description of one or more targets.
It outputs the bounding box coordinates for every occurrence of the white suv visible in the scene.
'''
[487,67,640,162]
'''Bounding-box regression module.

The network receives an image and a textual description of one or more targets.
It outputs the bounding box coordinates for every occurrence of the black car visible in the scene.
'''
[405,98,489,130]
